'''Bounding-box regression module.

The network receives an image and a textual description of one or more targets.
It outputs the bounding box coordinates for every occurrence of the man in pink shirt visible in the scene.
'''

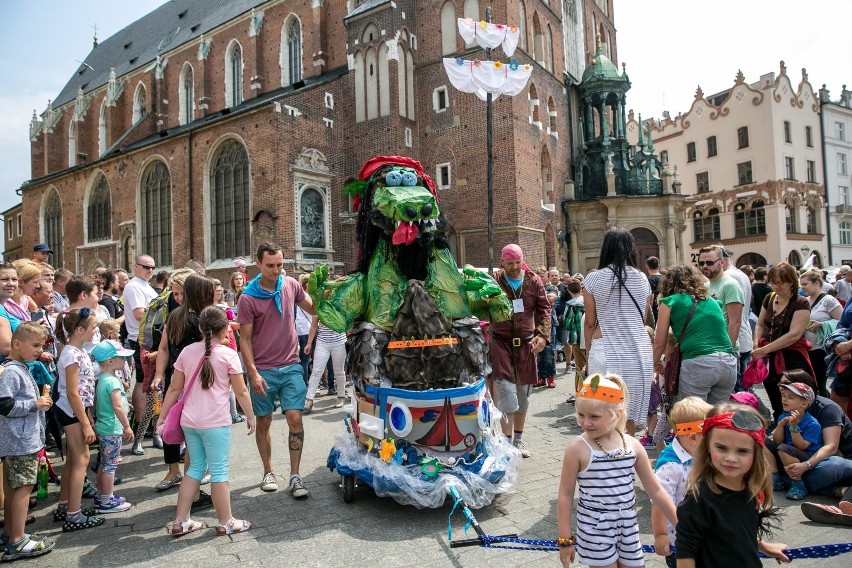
[238,243,315,498]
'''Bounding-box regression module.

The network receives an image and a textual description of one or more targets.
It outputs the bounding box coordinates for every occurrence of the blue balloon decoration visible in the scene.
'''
[401,171,418,186]
[386,171,402,186]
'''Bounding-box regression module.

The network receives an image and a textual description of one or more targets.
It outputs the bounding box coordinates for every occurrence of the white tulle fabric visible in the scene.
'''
[443,58,533,100]
[457,18,520,57]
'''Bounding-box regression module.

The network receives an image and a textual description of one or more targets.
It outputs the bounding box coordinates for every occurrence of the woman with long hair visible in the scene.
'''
[653,263,736,404]
[800,269,842,396]
[583,228,653,435]
[132,268,195,455]
[150,275,214,494]
[752,262,814,420]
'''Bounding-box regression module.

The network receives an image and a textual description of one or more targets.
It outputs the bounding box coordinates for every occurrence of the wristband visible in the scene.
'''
[789,425,802,433]
[557,536,576,547]
[805,460,813,470]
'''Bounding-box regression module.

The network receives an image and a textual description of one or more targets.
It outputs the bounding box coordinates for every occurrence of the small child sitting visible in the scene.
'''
[0,323,55,560]
[91,340,135,515]
[772,381,822,500]
[650,396,712,567]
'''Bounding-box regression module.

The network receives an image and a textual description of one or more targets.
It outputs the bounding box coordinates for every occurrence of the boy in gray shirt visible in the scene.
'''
[0,322,55,561]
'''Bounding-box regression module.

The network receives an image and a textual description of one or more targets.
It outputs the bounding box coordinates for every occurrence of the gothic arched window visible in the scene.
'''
[141,161,173,266]
[288,18,302,85]
[88,174,111,242]
[132,84,146,124]
[210,140,250,260]
[43,189,63,268]
[179,64,194,125]
[226,41,243,107]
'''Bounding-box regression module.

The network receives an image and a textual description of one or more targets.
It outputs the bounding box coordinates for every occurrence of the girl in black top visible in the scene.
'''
[676,405,790,567]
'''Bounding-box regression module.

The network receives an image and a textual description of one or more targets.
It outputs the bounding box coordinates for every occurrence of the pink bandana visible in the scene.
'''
[501,244,523,261]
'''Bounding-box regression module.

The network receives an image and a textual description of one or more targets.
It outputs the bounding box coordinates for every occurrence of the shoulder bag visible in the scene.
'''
[663,299,698,398]
[610,267,655,328]
[159,356,205,445]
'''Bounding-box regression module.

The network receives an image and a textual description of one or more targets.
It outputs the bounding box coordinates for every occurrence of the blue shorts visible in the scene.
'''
[253,364,306,416]
[182,426,231,483]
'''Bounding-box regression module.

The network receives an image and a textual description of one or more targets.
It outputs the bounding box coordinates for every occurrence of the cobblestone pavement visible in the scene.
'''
[23,362,851,567]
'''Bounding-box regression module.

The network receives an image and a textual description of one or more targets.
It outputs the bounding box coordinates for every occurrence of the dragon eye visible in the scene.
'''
[385,171,402,186]
[401,171,417,186]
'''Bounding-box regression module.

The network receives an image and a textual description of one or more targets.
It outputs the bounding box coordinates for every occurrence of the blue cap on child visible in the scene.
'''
[91,340,135,362]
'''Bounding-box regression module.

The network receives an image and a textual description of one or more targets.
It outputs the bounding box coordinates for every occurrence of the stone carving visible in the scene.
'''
[295,147,330,173]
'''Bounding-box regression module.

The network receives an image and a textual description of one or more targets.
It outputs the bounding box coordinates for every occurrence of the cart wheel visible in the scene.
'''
[342,475,356,503]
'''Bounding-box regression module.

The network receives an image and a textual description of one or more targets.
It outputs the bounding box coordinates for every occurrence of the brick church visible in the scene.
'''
[22,0,616,278]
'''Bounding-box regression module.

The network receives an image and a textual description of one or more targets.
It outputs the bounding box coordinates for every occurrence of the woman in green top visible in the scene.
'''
[653,264,737,404]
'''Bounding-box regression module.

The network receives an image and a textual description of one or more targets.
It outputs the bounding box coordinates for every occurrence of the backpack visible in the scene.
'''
[138,291,171,351]
[562,301,585,345]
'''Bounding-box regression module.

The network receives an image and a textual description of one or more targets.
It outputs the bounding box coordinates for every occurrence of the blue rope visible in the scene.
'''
[470,535,852,559]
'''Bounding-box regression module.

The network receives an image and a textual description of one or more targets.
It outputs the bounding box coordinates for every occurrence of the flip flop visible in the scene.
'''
[801,502,852,527]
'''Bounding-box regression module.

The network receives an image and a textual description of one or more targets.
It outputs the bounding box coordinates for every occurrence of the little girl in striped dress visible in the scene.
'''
[556,373,678,567]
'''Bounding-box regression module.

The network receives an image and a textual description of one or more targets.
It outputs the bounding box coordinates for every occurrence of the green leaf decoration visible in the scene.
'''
[589,374,601,393]
[344,178,368,197]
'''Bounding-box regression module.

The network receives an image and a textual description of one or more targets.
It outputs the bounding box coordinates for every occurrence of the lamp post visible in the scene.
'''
[444,10,531,274]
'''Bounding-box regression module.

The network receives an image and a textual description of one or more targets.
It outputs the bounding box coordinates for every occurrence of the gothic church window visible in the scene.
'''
[43,189,63,269]
[210,140,250,261]
[354,51,366,122]
[463,1,480,48]
[179,63,194,125]
[518,2,527,51]
[281,16,303,87]
[141,160,173,267]
[132,83,146,124]
[87,174,111,242]
[226,41,243,107]
[68,120,77,167]
[440,2,456,56]
[98,99,108,156]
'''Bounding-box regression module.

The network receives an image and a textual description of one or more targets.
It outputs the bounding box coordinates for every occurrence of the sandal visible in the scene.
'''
[1,535,55,561]
[155,473,183,492]
[302,401,313,414]
[334,398,346,408]
[62,514,105,532]
[216,518,252,536]
[82,477,98,498]
[565,394,577,404]
[171,518,205,537]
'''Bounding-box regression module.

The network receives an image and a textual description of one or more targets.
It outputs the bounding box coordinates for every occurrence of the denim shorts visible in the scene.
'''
[252,363,307,416]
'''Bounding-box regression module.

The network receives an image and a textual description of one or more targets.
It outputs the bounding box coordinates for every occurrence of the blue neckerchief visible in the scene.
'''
[505,276,523,290]
[26,360,55,388]
[654,440,692,470]
[242,274,284,315]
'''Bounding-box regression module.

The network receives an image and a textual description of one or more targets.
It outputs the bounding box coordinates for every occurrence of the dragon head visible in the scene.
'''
[346,156,442,247]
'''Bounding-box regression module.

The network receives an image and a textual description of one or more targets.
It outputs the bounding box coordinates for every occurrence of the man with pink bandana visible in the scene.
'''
[489,244,551,457]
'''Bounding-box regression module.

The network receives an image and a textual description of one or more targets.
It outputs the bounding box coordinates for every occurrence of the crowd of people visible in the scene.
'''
[2,232,852,564]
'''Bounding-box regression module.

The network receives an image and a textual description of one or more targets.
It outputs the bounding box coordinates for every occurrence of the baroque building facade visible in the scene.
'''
[635,63,827,269]
[20,0,610,277]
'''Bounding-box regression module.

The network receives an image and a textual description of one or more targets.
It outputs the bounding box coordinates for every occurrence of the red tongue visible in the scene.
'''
[392,221,419,245]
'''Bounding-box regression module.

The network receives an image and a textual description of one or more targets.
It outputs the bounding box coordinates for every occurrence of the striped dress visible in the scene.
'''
[574,436,644,567]
[584,266,653,426]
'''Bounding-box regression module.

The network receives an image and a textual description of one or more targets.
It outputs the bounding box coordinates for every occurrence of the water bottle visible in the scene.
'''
[153,386,161,416]
[37,457,49,499]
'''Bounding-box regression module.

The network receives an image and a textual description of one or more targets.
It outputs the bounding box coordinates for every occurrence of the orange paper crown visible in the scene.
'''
[577,383,624,403]
[674,420,704,435]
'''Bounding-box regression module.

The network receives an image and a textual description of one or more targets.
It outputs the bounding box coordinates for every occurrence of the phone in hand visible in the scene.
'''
[31,310,44,322]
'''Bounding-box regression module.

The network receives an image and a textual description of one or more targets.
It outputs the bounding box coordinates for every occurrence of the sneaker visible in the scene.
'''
[536,378,546,387]
[546,376,556,388]
[96,496,132,514]
[288,475,309,498]
[82,477,98,499]
[513,439,531,458]
[231,414,246,423]
[639,434,656,449]
[260,472,278,492]
[152,434,164,449]
[191,490,214,513]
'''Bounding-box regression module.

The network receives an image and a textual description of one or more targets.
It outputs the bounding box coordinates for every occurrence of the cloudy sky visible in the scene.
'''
[1,0,850,249]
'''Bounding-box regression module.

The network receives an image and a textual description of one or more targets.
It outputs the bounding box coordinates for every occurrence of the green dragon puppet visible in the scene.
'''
[308,156,512,390]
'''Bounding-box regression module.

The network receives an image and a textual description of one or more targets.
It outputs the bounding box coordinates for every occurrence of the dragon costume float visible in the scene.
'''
[309,155,512,390]
[315,156,519,509]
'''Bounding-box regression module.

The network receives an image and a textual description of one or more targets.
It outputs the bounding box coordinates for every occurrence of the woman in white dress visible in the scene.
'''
[583,228,654,436]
